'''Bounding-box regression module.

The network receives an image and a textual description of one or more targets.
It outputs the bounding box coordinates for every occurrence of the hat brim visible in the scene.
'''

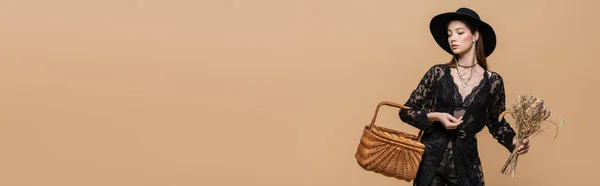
[429,12,497,57]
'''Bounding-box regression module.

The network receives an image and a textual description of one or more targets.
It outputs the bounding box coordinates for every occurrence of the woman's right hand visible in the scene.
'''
[427,112,463,129]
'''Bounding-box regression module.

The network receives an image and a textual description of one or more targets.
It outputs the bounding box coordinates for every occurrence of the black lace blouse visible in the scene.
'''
[399,64,516,186]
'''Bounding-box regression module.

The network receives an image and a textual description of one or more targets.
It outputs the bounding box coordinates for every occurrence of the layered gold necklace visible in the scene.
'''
[455,54,476,88]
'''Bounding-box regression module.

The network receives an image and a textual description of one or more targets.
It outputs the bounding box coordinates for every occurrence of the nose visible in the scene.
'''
[449,34,457,43]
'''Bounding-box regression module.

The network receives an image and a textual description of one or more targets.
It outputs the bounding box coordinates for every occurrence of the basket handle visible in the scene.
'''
[369,101,424,141]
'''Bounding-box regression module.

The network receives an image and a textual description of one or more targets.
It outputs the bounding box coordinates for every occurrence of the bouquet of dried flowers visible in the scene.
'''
[498,94,565,177]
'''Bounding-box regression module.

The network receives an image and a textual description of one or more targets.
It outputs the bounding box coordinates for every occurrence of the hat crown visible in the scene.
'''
[456,7,480,20]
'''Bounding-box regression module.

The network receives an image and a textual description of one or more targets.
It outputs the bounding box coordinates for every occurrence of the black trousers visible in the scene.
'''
[430,148,459,186]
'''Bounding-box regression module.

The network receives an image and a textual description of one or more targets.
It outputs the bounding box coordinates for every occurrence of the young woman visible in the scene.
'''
[399,7,530,186]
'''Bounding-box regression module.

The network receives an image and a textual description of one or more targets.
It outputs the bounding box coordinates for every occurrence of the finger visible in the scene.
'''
[451,115,462,121]
[448,116,459,123]
[446,123,458,129]
[521,143,529,150]
[514,139,528,146]
[519,149,528,155]
[447,122,459,127]
[519,145,529,153]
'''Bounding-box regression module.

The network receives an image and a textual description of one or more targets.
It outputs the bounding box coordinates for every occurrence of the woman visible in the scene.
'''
[399,7,530,186]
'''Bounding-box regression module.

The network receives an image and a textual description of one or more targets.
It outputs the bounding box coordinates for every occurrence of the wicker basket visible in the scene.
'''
[355,101,425,181]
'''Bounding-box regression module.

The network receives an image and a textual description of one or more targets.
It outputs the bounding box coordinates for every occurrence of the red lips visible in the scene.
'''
[451,44,459,49]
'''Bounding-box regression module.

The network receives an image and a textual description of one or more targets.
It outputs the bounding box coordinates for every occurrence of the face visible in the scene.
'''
[447,20,478,55]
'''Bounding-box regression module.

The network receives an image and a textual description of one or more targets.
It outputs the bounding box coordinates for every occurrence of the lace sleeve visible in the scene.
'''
[486,74,516,152]
[398,65,437,131]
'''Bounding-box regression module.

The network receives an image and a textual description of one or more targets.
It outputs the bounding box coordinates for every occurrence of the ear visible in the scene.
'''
[474,31,480,41]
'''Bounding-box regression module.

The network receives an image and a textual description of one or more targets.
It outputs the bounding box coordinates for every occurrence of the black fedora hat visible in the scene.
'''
[429,7,497,57]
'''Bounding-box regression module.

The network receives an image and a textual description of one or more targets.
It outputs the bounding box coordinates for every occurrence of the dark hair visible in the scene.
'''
[443,19,488,70]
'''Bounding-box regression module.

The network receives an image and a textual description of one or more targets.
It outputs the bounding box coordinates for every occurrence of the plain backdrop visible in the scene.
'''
[1,0,598,185]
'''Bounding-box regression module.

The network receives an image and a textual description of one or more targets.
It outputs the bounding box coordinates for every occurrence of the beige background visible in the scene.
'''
[1,0,598,185]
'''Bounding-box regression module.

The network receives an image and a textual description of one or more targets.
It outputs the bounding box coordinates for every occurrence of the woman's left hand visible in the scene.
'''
[513,138,530,155]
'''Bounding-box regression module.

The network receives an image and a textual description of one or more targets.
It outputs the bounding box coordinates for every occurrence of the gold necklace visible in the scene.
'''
[455,57,475,88]
[456,66,474,88]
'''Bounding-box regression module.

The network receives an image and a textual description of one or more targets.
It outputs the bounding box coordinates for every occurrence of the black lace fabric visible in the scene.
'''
[399,64,516,186]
